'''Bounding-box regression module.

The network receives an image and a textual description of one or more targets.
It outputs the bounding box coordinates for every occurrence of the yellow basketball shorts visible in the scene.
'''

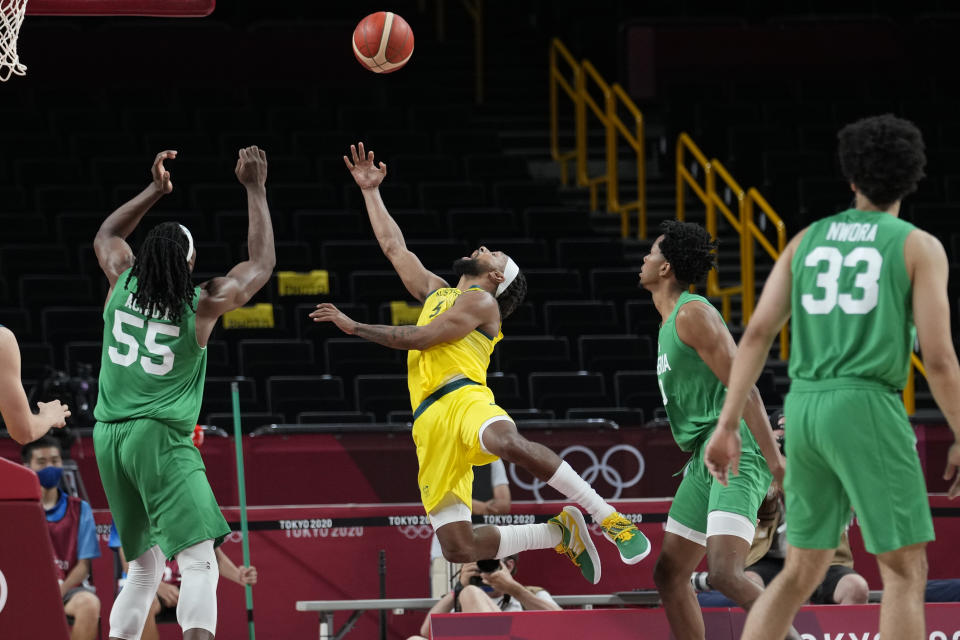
[411,379,510,513]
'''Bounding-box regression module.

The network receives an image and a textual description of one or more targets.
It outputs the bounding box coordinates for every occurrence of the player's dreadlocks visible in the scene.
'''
[126,222,195,324]
[837,114,926,209]
[658,219,718,287]
[496,271,527,320]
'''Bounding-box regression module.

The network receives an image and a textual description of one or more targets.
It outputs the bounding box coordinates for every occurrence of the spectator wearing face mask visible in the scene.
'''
[22,435,101,640]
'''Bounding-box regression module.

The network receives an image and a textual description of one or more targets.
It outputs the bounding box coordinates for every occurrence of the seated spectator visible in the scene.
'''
[695,412,869,607]
[408,555,560,640]
[22,435,101,640]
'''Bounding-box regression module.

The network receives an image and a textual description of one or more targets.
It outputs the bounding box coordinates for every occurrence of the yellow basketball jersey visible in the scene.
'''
[407,286,502,410]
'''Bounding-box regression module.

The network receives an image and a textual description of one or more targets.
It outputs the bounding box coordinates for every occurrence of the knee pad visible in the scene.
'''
[109,545,166,640]
[176,540,220,634]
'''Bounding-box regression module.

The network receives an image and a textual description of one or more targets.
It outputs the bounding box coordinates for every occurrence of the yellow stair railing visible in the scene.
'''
[549,38,646,238]
[676,133,787,359]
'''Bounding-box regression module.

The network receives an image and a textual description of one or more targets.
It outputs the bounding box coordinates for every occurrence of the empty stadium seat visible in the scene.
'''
[613,370,662,416]
[555,238,627,269]
[21,276,96,311]
[201,376,260,415]
[496,335,573,380]
[353,374,409,419]
[521,269,584,300]
[18,343,54,381]
[589,267,643,304]
[237,339,316,379]
[523,207,592,238]
[543,300,620,337]
[41,307,103,363]
[577,334,654,376]
[324,337,404,381]
[528,371,608,415]
[267,375,347,414]
[486,372,524,409]
[419,181,486,211]
[447,208,520,240]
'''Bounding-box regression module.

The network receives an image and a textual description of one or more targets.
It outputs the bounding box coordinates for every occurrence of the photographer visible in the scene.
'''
[407,556,560,640]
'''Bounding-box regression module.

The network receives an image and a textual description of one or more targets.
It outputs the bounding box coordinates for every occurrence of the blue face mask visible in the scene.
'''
[36,465,63,489]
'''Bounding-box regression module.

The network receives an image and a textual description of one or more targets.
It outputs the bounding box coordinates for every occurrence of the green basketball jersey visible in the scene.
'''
[657,292,759,453]
[790,209,916,388]
[94,268,207,434]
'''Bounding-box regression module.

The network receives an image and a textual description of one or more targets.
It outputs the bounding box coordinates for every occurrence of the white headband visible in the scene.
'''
[178,224,195,263]
[495,257,520,298]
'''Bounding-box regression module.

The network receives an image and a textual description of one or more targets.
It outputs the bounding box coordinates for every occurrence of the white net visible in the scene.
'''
[0,0,27,81]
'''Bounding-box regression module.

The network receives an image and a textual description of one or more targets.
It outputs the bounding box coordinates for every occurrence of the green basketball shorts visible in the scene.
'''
[783,379,935,555]
[94,418,230,561]
[667,431,772,545]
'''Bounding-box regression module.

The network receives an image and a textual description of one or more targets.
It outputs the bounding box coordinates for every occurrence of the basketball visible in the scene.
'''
[352,11,414,74]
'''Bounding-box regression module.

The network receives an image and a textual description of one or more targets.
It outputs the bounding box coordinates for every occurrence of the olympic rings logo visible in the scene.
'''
[0,568,7,614]
[397,524,435,540]
[508,445,645,502]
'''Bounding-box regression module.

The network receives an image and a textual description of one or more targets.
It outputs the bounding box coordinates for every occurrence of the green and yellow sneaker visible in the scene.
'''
[549,506,601,585]
[600,511,651,565]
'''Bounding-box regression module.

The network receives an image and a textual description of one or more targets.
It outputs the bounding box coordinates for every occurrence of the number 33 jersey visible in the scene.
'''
[94,268,207,434]
[790,209,916,388]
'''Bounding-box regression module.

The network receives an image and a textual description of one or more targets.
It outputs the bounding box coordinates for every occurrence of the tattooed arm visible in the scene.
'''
[310,291,498,351]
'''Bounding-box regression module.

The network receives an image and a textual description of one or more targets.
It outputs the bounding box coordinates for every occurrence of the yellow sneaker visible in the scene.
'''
[548,506,601,585]
[600,512,651,565]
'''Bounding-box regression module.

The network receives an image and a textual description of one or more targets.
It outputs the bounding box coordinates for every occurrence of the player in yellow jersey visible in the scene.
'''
[310,143,651,584]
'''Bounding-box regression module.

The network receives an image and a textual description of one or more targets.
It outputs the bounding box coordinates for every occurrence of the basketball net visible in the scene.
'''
[0,0,28,81]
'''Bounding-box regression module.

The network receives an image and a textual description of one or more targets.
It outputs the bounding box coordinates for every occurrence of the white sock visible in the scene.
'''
[495,523,562,558]
[547,461,616,524]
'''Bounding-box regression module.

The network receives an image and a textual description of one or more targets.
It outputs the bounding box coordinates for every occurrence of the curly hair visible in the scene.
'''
[658,220,718,287]
[127,222,196,324]
[496,271,527,320]
[837,114,926,209]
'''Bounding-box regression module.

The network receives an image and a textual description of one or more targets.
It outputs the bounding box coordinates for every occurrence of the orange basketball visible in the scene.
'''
[352,11,414,74]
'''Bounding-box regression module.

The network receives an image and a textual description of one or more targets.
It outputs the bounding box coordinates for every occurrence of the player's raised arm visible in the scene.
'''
[94,150,176,290]
[310,289,496,351]
[677,301,785,485]
[906,230,960,498]
[196,146,276,340]
[344,142,447,301]
[0,327,70,444]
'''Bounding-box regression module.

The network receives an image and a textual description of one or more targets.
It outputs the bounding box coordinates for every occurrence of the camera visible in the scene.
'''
[469,559,501,585]
[28,364,98,455]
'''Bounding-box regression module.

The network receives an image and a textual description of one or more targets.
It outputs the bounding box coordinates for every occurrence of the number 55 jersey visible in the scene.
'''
[94,268,207,435]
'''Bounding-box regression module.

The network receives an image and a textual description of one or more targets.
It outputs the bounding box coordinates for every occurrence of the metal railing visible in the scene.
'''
[549,38,646,238]
[676,133,788,360]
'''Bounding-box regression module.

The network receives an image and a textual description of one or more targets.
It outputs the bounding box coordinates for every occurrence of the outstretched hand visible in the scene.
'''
[310,303,357,336]
[235,145,268,187]
[37,399,70,430]
[343,142,387,190]
[704,425,742,487]
[151,150,176,194]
